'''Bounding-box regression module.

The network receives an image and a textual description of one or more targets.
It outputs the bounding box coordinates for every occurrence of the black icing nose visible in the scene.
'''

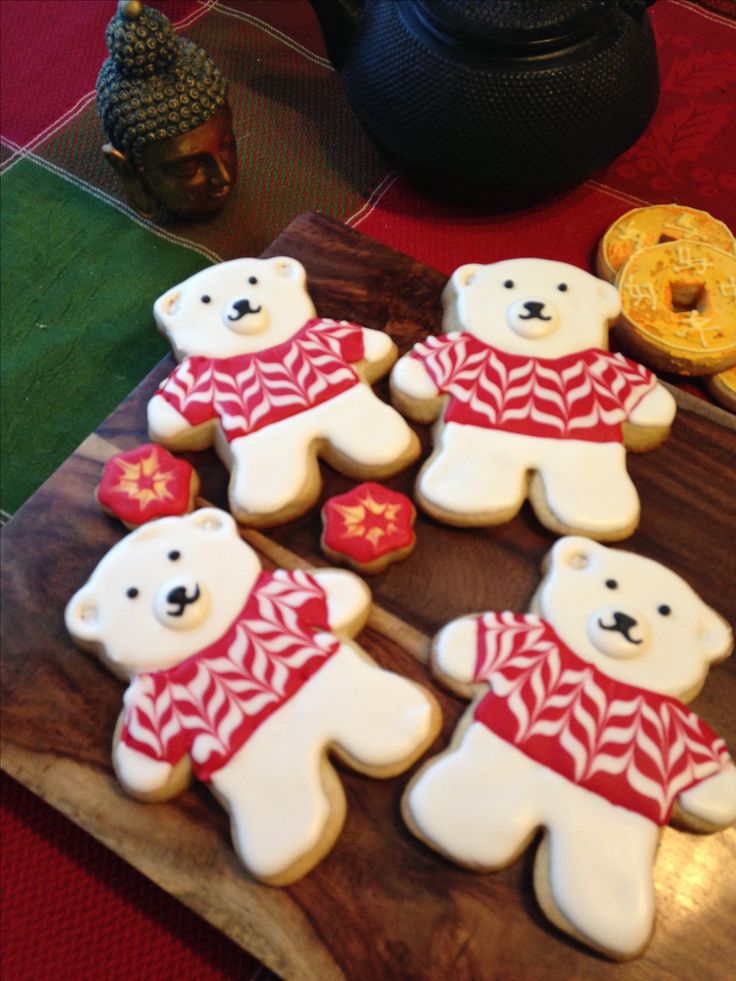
[599,611,642,645]
[519,301,552,321]
[228,298,262,321]
[166,584,201,617]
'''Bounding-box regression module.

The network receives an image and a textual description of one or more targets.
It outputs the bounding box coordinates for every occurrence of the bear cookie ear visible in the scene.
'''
[268,256,306,284]
[596,277,621,322]
[451,263,483,291]
[153,285,183,332]
[65,586,101,646]
[547,535,605,572]
[187,507,238,536]
[698,610,733,664]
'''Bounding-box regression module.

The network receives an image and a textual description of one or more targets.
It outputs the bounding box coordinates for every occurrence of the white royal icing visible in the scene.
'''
[405,538,734,958]
[391,352,441,401]
[361,326,395,363]
[225,384,416,519]
[311,568,371,634]
[407,723,659,957]
[441,258,620,359]
[149,256,417,522]
[114,735,174,794]
[535,537,733,697]
[154,256,316,361]
[418,425,640,534]
[626,384,676,428]
[678,763,736,828]
[389,258,672,536]
[67,510,438,883]
[432,616,479,684]
[65,508,258,676]
[211,642,437,880]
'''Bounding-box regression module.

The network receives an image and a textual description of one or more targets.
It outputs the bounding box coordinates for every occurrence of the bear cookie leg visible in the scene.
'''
[212,642,438,884]
[418,424,527,525]
[535,796,659,959]
[210,720,345,885]
[225,419,322,525]
[405,724,543,868]
[530,440,640,540]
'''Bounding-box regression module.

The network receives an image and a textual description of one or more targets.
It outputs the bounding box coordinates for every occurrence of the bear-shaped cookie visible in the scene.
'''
[148,256,420,526]
[390,258,676,539]
[65,508,440,885]
[402,537,735,959]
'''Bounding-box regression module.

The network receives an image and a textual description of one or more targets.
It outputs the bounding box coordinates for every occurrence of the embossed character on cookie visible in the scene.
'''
[147,257,420,526]
[65,508,440,885]
[390,258,676,540]
[403,537,736,959]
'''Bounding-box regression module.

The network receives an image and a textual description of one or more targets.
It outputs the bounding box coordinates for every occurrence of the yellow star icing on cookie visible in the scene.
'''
[112,449,177,511]
[332,491,402,548]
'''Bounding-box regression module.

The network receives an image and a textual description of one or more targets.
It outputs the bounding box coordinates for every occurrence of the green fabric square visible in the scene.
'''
[1,161,209,515]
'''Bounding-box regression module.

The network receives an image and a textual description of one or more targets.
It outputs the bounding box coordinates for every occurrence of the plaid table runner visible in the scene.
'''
[1,1,734,978]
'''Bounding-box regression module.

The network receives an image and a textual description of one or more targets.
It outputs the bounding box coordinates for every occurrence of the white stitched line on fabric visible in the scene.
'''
[1,144,224,263]
[213,1,333,69]
[177,0,218,30]
[672,0,736,29]
[585,180,653,208]
[0,1,218,175]
[345,172,399,228]
[0,93,98,174]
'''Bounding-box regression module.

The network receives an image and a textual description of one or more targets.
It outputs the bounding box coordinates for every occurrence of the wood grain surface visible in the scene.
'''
[2,213,735,980]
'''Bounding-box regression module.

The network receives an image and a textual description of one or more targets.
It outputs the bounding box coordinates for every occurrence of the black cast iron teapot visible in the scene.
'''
[309,0,659,193]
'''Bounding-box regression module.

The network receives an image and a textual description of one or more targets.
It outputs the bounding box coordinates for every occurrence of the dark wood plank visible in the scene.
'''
[2,213,735,980]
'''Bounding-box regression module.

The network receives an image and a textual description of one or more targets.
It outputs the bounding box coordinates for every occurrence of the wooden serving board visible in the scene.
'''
[2,213,735,980]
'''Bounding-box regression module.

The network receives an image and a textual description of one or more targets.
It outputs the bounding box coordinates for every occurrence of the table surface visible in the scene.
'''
[2,212,735,981]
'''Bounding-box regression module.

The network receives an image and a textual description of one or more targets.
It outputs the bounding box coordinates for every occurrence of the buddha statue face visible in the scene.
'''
[103,103,238,221]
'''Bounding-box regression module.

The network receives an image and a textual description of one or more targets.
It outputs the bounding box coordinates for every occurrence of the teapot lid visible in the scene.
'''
[415,0,616,54]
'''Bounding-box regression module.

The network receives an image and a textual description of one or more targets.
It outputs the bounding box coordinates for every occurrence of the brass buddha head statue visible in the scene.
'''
[97,0,237,220]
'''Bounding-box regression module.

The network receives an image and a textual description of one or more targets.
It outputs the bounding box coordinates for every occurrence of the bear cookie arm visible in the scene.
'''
[65,509,440,885]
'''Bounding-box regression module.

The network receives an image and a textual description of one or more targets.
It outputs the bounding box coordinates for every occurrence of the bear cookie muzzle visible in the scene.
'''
[153,577,210,629]
[587,604,651,659]
[506,296,560,339]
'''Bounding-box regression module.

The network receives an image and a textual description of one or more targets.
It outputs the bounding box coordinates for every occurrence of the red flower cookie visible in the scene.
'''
[320,482,416,574]
[96,444,200,528]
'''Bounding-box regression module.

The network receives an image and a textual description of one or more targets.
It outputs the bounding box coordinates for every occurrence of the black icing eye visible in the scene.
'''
[658,604,671,616]
[504,279,514,289]
[248,276,258,285]
[557,283,568,292]
[168,550,181,561]
[127,587,139,599]
[201,295,211,304]
[605,579,618,589]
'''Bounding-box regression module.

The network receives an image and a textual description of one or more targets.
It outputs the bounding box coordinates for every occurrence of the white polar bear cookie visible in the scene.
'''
[147,256,420,526]
[403,537,736,960]
[65,508,440,886]
[390,258,677,540]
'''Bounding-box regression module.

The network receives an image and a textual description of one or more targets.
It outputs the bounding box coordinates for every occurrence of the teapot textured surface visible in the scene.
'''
[309,0,659,189]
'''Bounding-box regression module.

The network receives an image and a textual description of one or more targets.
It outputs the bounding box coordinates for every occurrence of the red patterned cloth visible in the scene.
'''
[157,319,365,440]
[122,570,337,780]
[411,334,656,442]
[471,613,730,824]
